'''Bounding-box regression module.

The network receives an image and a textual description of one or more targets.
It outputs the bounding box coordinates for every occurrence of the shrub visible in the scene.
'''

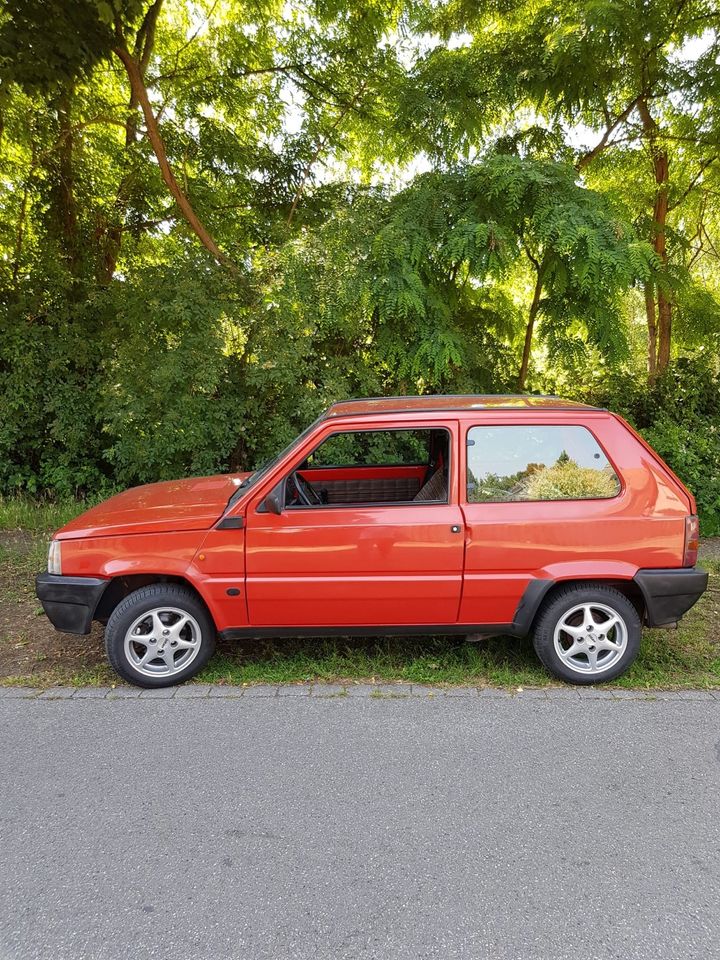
[578,360,720,536]
[524,461,619,501]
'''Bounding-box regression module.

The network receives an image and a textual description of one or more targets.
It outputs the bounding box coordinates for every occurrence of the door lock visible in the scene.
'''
[451,524,461,533]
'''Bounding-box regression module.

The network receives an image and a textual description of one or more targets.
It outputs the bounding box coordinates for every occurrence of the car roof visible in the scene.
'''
[325,395,602,418]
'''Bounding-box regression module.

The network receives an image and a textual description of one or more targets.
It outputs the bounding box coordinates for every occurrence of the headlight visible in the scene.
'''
[48,540,62,575]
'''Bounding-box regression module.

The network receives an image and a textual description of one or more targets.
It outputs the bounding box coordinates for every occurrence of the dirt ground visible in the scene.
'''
[0,531,109,681]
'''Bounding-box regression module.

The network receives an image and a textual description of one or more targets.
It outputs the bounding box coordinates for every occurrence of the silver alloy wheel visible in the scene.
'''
[552,601,628,675]
[123,606,202,678]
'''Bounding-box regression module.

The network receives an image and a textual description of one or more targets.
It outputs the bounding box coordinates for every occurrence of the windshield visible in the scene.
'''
[224,415,325,510]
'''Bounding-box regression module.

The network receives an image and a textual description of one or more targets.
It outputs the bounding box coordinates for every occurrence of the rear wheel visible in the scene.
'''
[104,583,216,688]
[532,584,641,684]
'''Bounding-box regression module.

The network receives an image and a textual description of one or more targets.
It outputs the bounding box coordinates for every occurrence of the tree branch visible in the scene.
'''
[113,43,237,272]
[286,80,369,225]
[576,96,641,171]
[668,154,719,211]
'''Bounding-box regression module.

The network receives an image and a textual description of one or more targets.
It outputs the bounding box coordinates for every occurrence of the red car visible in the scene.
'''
[36,395,707,687]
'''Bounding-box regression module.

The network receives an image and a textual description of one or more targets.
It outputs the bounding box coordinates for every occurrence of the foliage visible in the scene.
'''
[0,0,718,516]
[524,461,619,501]
[405,0,720,374]
[578,361,720,535]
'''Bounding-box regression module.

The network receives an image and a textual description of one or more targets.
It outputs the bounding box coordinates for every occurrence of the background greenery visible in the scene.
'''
[1,0,720,530]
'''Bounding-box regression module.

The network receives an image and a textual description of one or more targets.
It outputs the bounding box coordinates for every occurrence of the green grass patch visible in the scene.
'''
[0,496,95,535]
[200,634,550,688]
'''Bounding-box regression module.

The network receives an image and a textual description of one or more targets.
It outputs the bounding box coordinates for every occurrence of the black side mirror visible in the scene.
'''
[262,480,284,515]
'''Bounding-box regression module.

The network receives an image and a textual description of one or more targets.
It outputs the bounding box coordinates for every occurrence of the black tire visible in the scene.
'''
[532,584,642,685]
[104,583,216,688]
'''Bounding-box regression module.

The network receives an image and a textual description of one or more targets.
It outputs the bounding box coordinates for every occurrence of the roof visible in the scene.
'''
[325,395,602,418]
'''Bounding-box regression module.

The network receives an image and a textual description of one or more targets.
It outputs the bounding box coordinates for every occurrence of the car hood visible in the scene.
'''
[55,473,252,540]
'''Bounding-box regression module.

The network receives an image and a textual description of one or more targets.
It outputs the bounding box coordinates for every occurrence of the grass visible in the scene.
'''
[1,495,718,689]
[0,495,100,535]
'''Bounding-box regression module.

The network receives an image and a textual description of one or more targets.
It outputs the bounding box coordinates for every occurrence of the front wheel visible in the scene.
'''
[104,583,216,688]
[532,585,641,685]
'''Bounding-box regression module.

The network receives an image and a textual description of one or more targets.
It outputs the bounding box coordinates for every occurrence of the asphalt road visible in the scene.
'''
[1,692,719,960]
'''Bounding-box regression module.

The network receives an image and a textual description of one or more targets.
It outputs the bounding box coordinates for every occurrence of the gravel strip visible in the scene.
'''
[2,684,717,701]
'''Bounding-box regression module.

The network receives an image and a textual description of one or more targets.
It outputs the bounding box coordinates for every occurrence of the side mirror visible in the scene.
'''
[262,480,284,515]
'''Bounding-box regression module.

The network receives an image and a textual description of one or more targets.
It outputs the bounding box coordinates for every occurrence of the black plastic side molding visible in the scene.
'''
[216,516,244,529]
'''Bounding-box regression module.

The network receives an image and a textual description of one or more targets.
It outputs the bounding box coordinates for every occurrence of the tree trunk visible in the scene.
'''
[95,3,164,283]
[48,87,80,276]
[638,96,671,379]
[518,264,544,390]
[644,282,657,380]
[112,44,236,273]
[125,0,163,146]
[12,143,36,285]
[656,283,672,373]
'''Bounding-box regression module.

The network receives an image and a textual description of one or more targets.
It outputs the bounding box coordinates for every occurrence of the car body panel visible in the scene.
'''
[60,530,204,581]
[455,412,690,624]
[55,473,251,540]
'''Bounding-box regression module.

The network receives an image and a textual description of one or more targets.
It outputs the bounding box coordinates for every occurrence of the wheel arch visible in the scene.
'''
[513,577,645,636]
[94,574,215,626]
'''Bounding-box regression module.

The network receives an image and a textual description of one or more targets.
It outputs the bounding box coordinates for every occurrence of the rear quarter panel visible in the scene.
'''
[458,412,691,625]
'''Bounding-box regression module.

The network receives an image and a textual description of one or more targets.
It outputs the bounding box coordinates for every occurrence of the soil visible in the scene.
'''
[0,531,107,682]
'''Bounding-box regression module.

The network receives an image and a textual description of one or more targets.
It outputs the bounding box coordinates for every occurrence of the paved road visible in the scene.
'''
[1,690,719,960]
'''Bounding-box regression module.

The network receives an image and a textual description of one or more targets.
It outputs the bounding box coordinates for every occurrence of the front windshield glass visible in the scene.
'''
[225,415,324,510]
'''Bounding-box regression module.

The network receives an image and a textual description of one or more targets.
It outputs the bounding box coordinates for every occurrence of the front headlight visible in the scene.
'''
[48,540,62,575]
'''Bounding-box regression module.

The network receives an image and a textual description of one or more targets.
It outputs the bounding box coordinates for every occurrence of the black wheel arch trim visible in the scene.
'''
[511,578,556,634]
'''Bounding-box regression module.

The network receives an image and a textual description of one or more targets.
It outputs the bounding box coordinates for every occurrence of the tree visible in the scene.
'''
[0,0,406,277]
[273,154,651,390]
[402,0,720,378]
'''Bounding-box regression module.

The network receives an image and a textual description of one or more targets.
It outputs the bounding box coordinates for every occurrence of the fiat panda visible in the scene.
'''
[37,395,707,687]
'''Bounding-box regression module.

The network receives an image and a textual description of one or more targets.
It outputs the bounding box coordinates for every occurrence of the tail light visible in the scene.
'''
[683,515,699,567]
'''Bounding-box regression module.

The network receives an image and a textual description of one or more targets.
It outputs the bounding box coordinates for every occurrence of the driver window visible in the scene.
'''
[286,428,450,507]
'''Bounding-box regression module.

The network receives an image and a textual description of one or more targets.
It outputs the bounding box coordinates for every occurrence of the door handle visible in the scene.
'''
[451,525,462,533]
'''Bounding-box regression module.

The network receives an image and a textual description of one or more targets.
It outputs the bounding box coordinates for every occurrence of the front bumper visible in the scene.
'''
[35,573,109,635]
[634,567,709,627]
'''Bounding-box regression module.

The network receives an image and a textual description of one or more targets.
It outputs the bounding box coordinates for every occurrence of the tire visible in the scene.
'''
[532,584,641,685]
[104,583,216,688]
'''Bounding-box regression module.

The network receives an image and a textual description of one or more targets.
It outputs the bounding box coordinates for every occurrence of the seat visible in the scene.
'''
[413,468,447,502]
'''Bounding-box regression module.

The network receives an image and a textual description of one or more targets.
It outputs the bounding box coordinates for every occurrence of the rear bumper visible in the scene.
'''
[634,568,708,627]
[35,573,109,635]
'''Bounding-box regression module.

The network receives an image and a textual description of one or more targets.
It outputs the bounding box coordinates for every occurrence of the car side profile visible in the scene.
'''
[36,395,708,687]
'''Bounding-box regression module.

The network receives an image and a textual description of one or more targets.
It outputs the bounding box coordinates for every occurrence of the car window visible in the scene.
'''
[287,428,451,507]
[466,425,620,502]
[304,429,433,468]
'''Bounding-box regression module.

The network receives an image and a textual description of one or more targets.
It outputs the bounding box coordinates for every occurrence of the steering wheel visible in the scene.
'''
[293,471,323,506]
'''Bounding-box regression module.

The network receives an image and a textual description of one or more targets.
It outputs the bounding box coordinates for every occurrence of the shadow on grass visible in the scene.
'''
[199,633,548,687]
[197,611,720,689]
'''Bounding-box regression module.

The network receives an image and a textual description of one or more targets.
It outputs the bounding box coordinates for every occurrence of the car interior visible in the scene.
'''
[285,428,450,507]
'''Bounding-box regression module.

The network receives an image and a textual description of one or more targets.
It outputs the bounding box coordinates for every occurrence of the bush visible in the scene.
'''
[524,461,619,501]
[580,360,720,536]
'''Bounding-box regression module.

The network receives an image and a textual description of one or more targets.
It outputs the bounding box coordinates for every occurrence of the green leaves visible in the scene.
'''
[268,152,650,390]
[0,0,719,503]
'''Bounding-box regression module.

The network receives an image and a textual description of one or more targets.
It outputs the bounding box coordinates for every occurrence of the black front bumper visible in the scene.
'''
[35,573,109,635]
[634,567,709,627]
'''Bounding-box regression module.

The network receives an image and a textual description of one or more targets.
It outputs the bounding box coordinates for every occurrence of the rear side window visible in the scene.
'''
[466,425,620,503]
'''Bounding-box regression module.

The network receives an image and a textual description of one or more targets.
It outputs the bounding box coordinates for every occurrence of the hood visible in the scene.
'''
[56,473,252,540]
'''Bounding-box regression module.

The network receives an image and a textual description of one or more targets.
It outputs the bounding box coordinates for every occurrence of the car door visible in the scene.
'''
[244,420,465,628]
